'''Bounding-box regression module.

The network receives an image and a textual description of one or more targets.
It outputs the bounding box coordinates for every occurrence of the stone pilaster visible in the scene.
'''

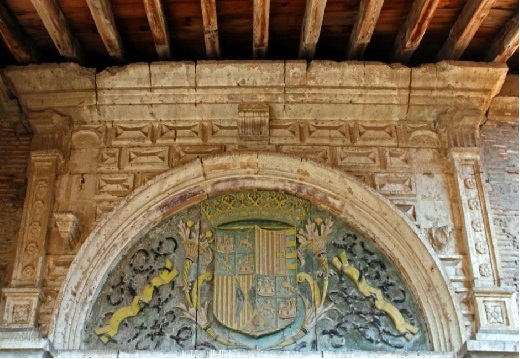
[1,111,69,329]
[438,110,518,357]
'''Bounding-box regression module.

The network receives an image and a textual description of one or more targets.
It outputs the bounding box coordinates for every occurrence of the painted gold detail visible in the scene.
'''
[297,272,321,308]
[297,217,333,306]
[331,251,419,340]
[202,190,309,226]
[94,259,179,343]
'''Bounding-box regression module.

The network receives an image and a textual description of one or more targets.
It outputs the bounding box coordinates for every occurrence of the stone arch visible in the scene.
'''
[50,152,464,351]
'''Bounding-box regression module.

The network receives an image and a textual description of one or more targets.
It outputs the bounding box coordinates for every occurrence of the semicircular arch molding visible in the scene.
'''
[50,152,464,352]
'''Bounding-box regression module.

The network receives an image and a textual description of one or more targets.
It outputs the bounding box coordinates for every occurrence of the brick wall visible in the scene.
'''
[481,120,519,292]
[0,122,31,288]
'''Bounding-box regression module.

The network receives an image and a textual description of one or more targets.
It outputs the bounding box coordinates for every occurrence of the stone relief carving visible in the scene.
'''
[54,212,82,249]
[485,302,505,325]
[85,191,429,352]
[464,177,477,190]
[471,220,484,232]
[479,263,492,277]
[468,198,480,211]
[475,240,489,254]
[427,226,454,253]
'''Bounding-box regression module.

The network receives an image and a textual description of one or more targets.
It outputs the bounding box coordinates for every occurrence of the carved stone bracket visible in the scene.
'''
[54,212,81,250]
[237,103,270,143]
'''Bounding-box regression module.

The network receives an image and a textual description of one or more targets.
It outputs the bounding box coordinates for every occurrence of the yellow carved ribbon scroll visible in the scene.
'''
[331,251,419,340]
[95,259,179,343]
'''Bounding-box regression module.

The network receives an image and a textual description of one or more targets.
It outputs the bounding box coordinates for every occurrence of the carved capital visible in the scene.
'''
[54,212,81,249]
[436,109,484,148]
[1,287,44,328]
[28,110,71,153]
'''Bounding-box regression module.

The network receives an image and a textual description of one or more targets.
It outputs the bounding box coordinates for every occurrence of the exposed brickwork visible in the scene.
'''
[0,122,31,288]
[481,121,519,292]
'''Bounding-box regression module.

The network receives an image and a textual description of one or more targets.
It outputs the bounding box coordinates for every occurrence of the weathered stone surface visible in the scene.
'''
[0,61,516,357]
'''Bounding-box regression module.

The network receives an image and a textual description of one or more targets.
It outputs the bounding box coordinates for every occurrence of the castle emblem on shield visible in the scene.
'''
[213,226,298,337]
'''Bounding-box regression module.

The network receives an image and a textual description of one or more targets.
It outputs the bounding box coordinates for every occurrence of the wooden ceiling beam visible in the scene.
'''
[30,0,82,62]
[144,0,171,60]
[253,0,270,59]
[0,2,38,63]
[86,0,124,61]
[485,13,519,62]
[436,0,494,61]
[346,0,384,60]
[298,0,327,60]
[390,0,440,64]
[201,0,221,59]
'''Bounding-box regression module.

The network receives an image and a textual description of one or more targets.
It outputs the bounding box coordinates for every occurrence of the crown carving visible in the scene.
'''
[201,190,308,227]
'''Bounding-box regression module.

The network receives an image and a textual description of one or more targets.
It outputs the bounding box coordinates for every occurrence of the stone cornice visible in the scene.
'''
[2,61,508,124]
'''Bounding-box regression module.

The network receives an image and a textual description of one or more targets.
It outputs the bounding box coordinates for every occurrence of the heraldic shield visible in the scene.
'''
[213,223,298,337]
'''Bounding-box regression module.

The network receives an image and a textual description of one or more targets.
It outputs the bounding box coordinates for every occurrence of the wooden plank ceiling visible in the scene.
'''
[0,0,518,73]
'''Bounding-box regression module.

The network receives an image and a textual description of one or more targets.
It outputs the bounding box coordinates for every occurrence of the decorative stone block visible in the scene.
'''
[121,147,169,171]
[95,174,134,199]
[474,289,518,332]
[269,121,302,144]
[307,122,350,145]
[336,147,380,171]
[353,123,397,146]
[110,123,153,146]
[384,148,411,170]
[374,173,415,196]
[1,288,44,328]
